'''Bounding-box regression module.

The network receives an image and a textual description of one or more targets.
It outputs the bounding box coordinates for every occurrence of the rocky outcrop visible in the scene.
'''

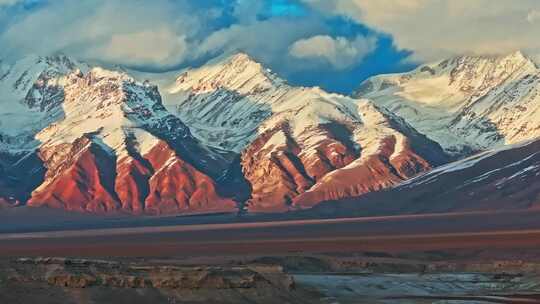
[114,155,152,213]
[0,258,305,304]
[241,125,439,212]
[241,102,446,212]
[6,258,294,291]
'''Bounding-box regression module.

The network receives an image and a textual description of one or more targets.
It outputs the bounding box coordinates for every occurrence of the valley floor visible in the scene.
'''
[4,210,540,303]
[5,209,540,257]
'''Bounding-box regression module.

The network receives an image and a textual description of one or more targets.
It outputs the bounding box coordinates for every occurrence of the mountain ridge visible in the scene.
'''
[162,52,448,212]
[1,50,539,215]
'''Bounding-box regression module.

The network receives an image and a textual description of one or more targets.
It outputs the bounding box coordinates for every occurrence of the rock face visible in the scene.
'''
[28,136,120,212]
[165,53,448,212]
[356,51,540,156]
[141,141,236,215]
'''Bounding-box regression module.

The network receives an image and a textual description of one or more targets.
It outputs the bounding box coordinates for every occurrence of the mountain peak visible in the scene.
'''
[507,49,526,59]
[40,53,78,69]
[442,51,538,92]
[356,49,540,155]
[226,52,257,64]
[502,50,537,68]
[207,52,260,67]
[170,52,283,95]
[86,67,133,83]
[453,50,526,61]
[448,50,537,72]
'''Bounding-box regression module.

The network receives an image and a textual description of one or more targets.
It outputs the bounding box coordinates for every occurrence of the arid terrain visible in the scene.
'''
[3,210,540,303]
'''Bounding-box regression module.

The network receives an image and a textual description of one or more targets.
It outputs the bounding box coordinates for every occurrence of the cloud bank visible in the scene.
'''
[0,0,205,67]
[0,0,333,70]
[302,0,540,62]
[290,35,377,69]
[1,0,538,93]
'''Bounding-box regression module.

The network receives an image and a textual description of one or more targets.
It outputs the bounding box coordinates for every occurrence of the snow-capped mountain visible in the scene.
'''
[0,54,87,206]
[0,55,236,214]
[161,53,286,152]
[0,54,87,151]
[356,51,540,156]
[2,50,539,216]
[163,53,448,212]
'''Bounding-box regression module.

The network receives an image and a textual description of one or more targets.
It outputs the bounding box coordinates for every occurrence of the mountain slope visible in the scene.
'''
[10,51,540,216]
[356,51,540,155]
[27,68,237,214]
[0,54,87,151]
[0,54,85,204]
[163,53,448,212]
[309,139,540,217]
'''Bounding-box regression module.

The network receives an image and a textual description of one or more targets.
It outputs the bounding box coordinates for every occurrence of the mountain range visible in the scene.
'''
[0,51,539,216]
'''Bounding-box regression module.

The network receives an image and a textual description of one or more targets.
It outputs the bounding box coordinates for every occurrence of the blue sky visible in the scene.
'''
[1,0,539,94]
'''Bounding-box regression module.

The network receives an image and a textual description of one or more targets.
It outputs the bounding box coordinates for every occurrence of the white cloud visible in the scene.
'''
[97,28,188,67]
[303,0,540,62]
[195,18,325,64]
[0,0,333,72]
[0,0,207,67]
[289,35,377,69]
